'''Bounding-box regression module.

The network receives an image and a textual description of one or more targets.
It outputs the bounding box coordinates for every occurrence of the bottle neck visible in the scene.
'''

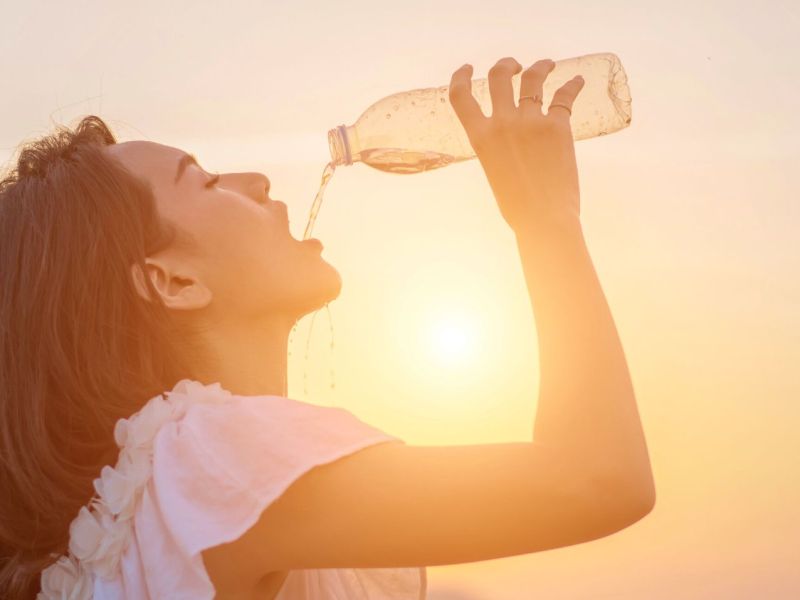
[328,124,355,166]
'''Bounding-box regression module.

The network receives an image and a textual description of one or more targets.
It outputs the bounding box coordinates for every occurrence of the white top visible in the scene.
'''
[38,379,427,599]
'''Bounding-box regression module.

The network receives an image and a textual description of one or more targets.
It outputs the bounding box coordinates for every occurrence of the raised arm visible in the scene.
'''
[455,57,656,503]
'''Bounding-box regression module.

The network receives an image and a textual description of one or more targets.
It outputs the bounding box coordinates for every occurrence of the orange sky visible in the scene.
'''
[1,1,798,598]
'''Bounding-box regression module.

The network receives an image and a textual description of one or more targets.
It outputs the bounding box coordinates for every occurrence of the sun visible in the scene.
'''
[428,316,477,366]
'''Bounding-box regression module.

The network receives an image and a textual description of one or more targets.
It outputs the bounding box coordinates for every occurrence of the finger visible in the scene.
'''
[487,57,523,119]
[518,59,555,117]
[448,64,485,133]
[547,75,585,120]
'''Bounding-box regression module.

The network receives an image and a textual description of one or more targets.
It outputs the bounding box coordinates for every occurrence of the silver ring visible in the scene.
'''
[519,94,542,104]
[548,102,572,116]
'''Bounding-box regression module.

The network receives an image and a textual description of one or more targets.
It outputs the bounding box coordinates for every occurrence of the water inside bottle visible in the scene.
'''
[358,148,459,174]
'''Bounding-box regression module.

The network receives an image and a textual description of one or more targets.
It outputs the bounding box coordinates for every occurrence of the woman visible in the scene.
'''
[0,57,655,599]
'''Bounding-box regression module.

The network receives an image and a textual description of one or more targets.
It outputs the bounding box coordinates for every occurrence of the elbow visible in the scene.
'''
[600,485,656,536]
[625,489,656,523]
[617,476,657,522]
[591,469,657,527]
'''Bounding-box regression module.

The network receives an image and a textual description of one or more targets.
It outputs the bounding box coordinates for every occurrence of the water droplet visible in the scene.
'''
[439,97,446,103]
[393,104,399,111]
[385,113,392,119]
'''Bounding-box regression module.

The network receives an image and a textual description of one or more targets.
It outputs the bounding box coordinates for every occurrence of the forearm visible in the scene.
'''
[515,213,655,503]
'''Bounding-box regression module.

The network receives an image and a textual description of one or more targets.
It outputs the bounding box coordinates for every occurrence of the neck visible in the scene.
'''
[188,314,296,398]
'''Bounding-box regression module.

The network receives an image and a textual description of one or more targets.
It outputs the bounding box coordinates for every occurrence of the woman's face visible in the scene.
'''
[106,141,341,322]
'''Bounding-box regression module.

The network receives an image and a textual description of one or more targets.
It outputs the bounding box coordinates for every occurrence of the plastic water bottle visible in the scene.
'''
[327,52,632,174]
[302,52,632,240]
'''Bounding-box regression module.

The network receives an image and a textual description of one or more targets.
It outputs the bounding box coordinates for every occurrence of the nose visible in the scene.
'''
[257,173,270,197]
[244,172,270,203]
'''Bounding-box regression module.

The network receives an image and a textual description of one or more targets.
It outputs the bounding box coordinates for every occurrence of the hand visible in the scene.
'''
[448,57,585,233]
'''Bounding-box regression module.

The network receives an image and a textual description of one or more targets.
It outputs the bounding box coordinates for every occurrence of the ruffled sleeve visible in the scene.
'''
[139,389,404,598]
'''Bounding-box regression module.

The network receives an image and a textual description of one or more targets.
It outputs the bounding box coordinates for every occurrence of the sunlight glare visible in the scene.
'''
[429,316,477,366]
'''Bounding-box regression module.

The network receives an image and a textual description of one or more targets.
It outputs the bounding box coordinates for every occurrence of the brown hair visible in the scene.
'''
[0,116,197,598]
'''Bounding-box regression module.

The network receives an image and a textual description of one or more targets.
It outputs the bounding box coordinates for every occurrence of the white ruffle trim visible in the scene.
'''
[37,379,233,600]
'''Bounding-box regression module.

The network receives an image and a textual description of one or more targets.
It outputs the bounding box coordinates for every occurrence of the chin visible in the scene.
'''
[324,265,343,302]
[295,265,342,318]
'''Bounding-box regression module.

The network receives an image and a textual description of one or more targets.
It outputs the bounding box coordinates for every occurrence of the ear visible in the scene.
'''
[130,258,212,310]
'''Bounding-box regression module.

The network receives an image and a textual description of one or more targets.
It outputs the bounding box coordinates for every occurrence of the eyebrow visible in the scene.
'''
[174,153,198,184]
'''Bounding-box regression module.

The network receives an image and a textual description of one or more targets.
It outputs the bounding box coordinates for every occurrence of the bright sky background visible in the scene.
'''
[2,1,798,598]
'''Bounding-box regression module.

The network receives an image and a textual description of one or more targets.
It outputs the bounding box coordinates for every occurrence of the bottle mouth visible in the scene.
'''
[328,125,353,166]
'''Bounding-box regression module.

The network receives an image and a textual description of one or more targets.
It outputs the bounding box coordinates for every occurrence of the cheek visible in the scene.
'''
[195,206,286,281]
[234,224,299,283]
[203,204,279,257]
[240,240,309,311]
[198,198,340,309]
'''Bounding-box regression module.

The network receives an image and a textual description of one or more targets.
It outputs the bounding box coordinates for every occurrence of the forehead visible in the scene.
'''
[104,140,185,186]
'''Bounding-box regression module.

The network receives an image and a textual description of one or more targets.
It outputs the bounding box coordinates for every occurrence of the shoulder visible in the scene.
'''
[145,380,401,560]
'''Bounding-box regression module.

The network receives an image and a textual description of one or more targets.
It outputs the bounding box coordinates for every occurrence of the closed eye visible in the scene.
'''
[205,173,220,189]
